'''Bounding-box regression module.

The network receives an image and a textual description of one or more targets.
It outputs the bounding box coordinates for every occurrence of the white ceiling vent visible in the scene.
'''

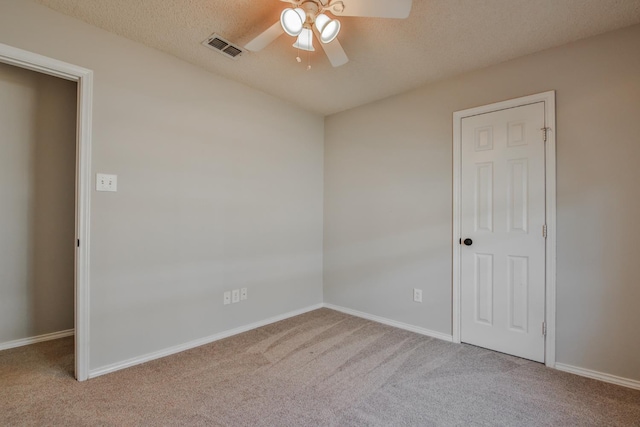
[202,33,244,60]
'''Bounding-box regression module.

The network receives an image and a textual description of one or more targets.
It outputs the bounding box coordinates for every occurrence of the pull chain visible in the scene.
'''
[307,29,312,70]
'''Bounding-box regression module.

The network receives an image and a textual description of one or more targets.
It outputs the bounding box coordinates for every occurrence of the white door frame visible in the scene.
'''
[0,43,93,381]
[452,91,556,367]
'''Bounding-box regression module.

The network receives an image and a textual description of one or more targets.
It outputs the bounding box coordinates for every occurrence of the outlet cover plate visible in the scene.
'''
[96,173,117,192]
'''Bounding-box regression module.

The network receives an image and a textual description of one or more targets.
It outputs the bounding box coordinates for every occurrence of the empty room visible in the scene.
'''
[1,0,639,425]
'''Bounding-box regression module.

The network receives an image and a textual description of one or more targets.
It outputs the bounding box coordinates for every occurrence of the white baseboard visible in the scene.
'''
[323,303,453,342]
[555,363,640,391]
[0,329,74,351]
[88,303,324,379]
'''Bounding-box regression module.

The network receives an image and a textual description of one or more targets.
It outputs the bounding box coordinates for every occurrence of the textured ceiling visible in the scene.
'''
[36,0,640,115]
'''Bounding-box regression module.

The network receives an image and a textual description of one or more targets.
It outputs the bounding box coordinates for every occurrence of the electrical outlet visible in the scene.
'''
[232,289,240,303]
[96,173,117,192]
[413,288,423,303]
[223,291,231,305]
[240,288,247,300]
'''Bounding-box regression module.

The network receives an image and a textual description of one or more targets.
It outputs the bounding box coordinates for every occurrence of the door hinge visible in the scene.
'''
[542,322,547,336]
[77,239,80,248]
[542,224,547,239]
[541,127,549,142]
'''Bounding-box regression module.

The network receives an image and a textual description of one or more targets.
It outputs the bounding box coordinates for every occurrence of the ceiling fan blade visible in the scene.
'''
[313,29,348,68]
[245,21,285,52]
[330,0,412,18]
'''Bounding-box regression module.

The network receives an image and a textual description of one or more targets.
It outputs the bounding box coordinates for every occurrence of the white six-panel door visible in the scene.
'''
[460,102,546,362]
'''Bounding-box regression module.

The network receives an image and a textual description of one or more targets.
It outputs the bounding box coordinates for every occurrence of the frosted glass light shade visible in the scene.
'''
[281,8,306,36]
[315,13,340,43]
[292,28,315,51]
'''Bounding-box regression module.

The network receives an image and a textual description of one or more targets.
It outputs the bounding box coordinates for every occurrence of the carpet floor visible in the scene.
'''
[1,308,639,426]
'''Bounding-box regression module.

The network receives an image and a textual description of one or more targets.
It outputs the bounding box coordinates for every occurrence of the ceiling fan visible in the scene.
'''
[245,0,413,68]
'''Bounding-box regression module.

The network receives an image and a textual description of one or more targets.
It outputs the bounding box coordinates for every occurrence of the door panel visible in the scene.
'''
[460,102,546,362]
[475,162,493,232]
[474,253,493,325]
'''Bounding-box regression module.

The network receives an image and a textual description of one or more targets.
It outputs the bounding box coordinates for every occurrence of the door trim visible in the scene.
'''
[0,43,93,381]
[452,91,556,367]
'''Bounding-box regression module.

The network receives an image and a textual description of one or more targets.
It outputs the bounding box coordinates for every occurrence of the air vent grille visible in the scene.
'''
[202,33,243,60]
[208,37,228,50]
[224,45,242,58]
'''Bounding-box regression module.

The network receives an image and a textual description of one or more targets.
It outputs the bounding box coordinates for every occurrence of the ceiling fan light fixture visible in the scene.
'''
[315,13,341,43]
[292,28,315,52]
[281,7,306,37]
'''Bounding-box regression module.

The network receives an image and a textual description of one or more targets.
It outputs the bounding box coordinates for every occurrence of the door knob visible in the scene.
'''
[463,238,473,246]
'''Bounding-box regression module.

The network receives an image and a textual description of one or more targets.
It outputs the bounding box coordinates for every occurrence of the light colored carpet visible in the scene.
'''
[1,308,639,426]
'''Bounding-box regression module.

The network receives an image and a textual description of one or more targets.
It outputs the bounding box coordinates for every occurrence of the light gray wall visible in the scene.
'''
[324,24,640,381]
[0,0,324,370]
[0,62,76,344]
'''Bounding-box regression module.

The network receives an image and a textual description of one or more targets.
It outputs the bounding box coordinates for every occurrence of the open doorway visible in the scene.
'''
[0,61,76,376]
[0,43,92,381]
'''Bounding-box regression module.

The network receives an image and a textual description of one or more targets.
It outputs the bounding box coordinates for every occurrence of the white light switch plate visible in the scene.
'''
[96,173,117,192]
